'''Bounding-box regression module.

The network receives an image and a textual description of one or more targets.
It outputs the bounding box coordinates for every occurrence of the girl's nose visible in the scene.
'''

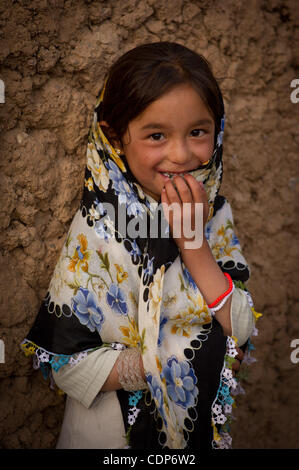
[168,141,191,165]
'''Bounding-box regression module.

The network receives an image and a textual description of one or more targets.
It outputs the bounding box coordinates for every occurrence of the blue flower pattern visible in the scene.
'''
[95,219,112,242]
[143,254,154,283]
[72,287,105,333]
[146,373,167,426]
[106,160,145,217]
[162,356,198,409]
[128,239,141,263]
[231,232,240,246]
[158,311,168,347]
[204,222,212,241]
[183,267,197,290]
[216,115,225,147]
[106,283,128,315]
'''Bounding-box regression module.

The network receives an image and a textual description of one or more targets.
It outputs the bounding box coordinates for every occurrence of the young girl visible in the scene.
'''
[22,42,258,450]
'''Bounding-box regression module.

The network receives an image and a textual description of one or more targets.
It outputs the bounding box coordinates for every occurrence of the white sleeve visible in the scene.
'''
[52,347,121,408]
[230,287,255,346]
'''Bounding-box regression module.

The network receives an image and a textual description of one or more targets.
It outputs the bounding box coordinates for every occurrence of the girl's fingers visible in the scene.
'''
[161,186,172,225]
[161,180,184,234]
[163,177,182,204]
[162,175,209,242]
[183,174,206,203]
[164,174,206,205]
[170,175,193,204]
[161,186,170,210]
[184,175,209,224]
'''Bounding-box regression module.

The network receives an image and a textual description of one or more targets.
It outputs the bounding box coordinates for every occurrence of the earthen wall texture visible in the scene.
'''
[0,0,298,449]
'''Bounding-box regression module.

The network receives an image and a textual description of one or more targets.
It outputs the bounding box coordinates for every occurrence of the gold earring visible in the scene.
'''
[115,148,121,155]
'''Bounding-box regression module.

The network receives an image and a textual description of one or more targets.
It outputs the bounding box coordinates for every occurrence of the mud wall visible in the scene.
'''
[0,0,298,449]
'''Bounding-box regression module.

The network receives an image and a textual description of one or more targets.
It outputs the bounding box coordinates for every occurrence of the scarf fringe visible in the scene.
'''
[20,339,90,376]
[212,297,261,449]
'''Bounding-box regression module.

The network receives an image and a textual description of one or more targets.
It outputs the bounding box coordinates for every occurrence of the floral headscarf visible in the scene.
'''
[21,82,256,450]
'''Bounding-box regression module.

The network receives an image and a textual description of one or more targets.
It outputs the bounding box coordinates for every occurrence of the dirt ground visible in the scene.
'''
[0,0,299,449]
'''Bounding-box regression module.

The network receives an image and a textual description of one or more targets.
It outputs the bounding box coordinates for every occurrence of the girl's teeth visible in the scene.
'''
[162,172,186,178]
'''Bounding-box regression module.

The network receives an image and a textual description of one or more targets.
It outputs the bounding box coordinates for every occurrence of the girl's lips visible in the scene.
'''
[158,170,189,174]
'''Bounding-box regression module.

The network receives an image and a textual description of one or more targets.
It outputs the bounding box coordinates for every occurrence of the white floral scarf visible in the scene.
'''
[21,84,258,450]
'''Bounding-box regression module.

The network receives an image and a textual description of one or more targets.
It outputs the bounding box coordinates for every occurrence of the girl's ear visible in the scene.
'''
[99,120,123,153]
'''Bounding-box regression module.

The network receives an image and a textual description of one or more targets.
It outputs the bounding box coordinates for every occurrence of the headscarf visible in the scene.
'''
[21,80,255,450]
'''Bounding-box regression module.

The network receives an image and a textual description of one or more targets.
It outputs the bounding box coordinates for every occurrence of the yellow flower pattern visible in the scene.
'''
[210,220,241,259]
[170,292,211,338]
[148,265,165,324]
[96,124,126,172]
[119,317,146,353]
[114,264,128,284]
[119,317,140,348]
[84,177,94,191]
[86,142,110,191]
[68,234,90,275]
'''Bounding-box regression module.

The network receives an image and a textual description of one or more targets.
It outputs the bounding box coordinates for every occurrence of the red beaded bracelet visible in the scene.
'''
[208,273,233,308]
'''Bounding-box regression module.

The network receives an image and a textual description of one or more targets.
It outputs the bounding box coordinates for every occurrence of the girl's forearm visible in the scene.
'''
[101,360,122,391]
[101,351,146,392]
[180,237,232,336]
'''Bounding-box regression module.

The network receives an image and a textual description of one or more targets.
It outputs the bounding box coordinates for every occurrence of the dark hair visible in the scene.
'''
[100,42,224,143]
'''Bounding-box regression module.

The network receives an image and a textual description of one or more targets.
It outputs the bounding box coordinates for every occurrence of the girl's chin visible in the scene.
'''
[148,191,161,201]
[140,185,160,201]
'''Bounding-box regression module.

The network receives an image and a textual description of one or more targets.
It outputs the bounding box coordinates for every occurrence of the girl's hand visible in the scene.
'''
[161,174,209,252]
[161,174,233,337]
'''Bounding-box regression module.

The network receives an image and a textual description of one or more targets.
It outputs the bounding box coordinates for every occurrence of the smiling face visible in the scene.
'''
[120,83,215,201]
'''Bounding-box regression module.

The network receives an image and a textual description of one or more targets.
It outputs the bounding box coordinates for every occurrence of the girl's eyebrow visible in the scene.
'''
[140,122,167,130]
[140,118,214,131]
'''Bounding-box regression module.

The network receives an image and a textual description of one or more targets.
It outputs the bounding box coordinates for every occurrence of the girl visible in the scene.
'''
[22,42,258,450]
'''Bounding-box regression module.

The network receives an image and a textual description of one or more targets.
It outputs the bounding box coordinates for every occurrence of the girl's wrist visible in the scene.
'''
[178,237,232,335]
[178,234,209,257]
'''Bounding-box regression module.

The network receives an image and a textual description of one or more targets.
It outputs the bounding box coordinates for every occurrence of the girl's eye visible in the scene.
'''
[190,129,205,137]
[149,133,164,141]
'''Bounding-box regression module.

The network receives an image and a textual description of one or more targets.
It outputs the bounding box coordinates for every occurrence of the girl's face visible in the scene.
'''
[121,83,215,201]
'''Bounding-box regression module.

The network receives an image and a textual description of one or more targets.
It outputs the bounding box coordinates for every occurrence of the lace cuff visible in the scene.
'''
[117,348,147,391]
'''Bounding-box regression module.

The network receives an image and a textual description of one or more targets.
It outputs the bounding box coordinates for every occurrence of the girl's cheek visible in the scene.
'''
[147,148,164,162]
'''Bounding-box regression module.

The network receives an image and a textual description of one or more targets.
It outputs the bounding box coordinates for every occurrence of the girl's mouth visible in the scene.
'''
[159,171,190,180]
[158,160,211,180]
